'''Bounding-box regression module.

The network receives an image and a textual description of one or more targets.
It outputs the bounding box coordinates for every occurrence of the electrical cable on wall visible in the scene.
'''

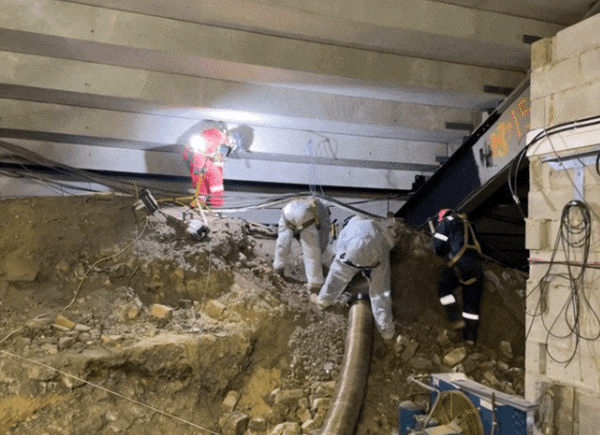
[526,200,600,366]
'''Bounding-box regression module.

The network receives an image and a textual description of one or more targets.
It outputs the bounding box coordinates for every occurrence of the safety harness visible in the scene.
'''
[283,200,321,234]
[446,213,482,286]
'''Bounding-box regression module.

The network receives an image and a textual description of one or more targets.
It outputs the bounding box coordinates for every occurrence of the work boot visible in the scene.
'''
[306,282,322,293]
[463,319,479,344]
[450,319,466,331]
[442,302,461,323]
[380,324,396,341]
[310,293,331,310]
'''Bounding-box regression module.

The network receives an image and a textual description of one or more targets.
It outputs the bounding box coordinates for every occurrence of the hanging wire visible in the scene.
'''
[526,200,600,366]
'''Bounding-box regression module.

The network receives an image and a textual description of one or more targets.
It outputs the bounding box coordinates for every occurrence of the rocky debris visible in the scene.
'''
[443,346,468,366]
[288,312,347,383]
[0,194,528,435]
[150,303,174,320]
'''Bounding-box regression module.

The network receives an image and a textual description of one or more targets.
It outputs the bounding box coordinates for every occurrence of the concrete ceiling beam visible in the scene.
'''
[57,0,563,70]
[0,51,475,140]
[0,1,525,107]
[0,138,423,190]
[426,0,591,26]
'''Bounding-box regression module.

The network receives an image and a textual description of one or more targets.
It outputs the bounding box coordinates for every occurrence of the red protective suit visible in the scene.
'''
[184,128,227,207]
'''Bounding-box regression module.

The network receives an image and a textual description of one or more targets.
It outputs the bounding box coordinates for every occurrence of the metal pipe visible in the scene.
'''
[320,297,373,435]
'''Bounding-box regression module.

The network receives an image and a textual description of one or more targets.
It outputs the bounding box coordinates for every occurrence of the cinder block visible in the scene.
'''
[525,340,547,377]
[532,57,581,99]
[525,218,549,250]
[553,384,576,435]
[581,46,600,85]
[529,156,545,191]
[529,97,547,131]
[555,82,600,126]
[531,37,554,71]
[555,13,600,62]
[527,190,563,219]
[578,391,600,435]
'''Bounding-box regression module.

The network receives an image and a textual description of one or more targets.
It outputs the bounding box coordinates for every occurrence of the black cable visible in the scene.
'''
[526,200,600,366]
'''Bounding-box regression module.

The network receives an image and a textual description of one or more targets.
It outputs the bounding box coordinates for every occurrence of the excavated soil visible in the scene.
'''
[0,193,528,435]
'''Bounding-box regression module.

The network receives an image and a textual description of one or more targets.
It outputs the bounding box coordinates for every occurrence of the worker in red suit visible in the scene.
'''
[183,127,229,207]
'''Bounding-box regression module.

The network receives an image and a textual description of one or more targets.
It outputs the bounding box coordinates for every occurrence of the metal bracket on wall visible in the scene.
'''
[543,152,599,201]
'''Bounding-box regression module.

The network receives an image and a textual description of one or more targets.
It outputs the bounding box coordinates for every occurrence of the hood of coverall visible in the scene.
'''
[203,128,228,148]
[343,236,381,268]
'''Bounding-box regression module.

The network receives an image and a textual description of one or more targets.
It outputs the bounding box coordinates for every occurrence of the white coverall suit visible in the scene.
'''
[314,215,398,339]
[273,198,330,288]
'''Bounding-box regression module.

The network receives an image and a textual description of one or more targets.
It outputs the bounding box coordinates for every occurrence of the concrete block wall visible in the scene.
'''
[526,12,600,435]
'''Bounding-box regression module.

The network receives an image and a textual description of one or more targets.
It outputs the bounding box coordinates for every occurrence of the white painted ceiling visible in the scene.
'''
[0,0,598,170]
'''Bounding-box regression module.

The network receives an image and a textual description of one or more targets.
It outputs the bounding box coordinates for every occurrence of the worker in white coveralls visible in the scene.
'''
[310,215,399,340]
[273,197,331,292]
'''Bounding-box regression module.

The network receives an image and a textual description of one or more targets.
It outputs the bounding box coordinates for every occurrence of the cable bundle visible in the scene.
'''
[527,200,600,365]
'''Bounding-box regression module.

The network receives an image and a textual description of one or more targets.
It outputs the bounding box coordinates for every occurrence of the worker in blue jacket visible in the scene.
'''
[432,209,484,343]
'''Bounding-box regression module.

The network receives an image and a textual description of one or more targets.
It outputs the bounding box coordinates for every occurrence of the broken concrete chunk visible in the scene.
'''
[482,370,501,387]
[101,334,123,347]
[54,314,76,330]
[220,411,249,435]
[150,304,173,320]
[55,259,71,274]
[74,323,91,332]
[41,343,58,355]
[222,390,241,414]
[58,336,76,350]
[436,330,452,348]
[315,381,336,397]
[269,422,301,435]
[61,373,85,390]
[394,335,410,353]
[301,419,320,434]
[204,300,226,319]
[248,417,267,432]
[3,248,40,282]
[479,361,497,371]
[311,397,331,411]
[275,388,305,405]
[296,407,312,423]
[442,347,467,367]
[462,357,478,374]
[409,357,433,372]
[28,365,57,382]
[265,409,285,427]
[499,341,513,359]
[401,340,419,361]
[127,305,141,320]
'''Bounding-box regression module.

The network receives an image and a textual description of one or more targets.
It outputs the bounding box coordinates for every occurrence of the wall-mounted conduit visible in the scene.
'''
[320,296,373,435]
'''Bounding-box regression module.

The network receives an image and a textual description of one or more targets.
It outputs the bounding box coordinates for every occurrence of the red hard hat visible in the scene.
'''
[437,208,451,222]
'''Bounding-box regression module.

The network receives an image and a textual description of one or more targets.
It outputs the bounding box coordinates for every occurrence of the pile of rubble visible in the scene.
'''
[0,193,528,435]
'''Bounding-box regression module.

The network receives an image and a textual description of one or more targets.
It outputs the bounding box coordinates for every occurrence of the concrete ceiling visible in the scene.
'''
[0,0,597,195]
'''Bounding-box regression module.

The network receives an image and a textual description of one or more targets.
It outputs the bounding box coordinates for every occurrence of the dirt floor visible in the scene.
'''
[0,193,527,435]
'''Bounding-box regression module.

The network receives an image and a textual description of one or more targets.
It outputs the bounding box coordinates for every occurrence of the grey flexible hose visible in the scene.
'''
[320,297,373,435]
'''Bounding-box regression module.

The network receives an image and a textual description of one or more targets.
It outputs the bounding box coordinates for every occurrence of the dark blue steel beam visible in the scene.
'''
[396,77,530,229]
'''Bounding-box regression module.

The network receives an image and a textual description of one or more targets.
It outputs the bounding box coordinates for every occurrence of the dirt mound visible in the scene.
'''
[0,193,527,435]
